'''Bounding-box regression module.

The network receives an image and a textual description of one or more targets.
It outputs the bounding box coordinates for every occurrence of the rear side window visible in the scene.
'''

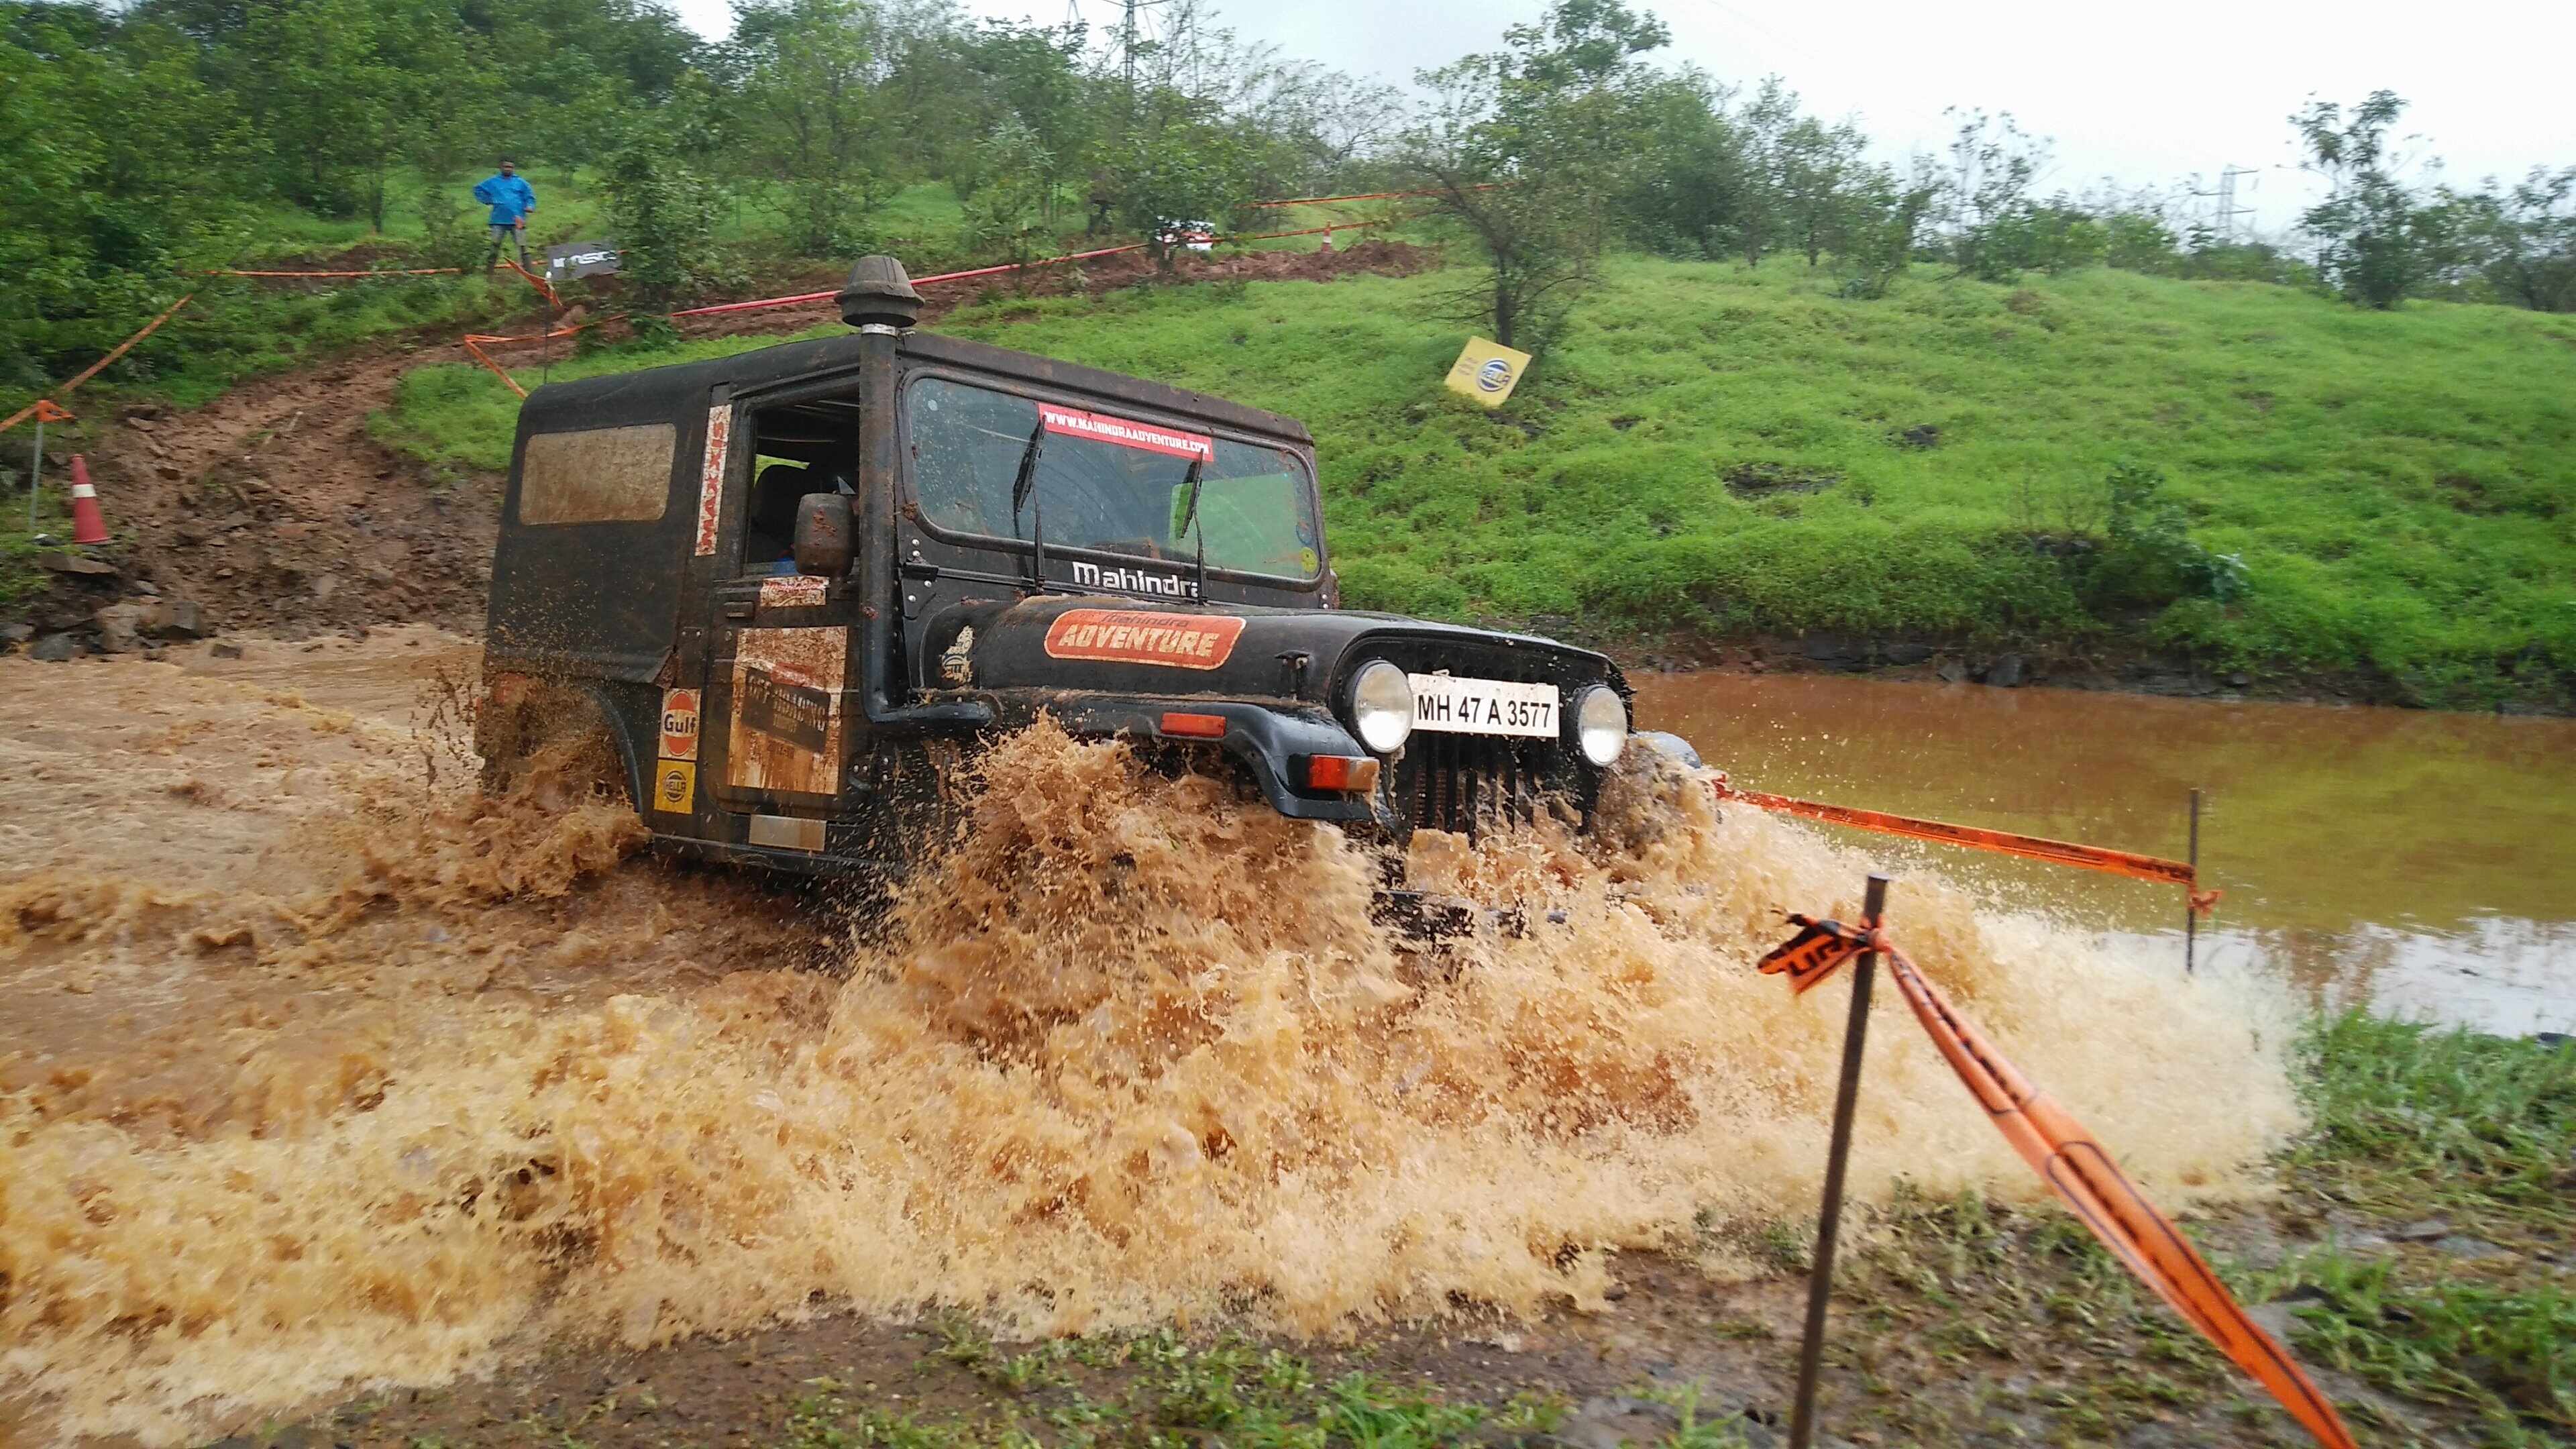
[518,423,676,525]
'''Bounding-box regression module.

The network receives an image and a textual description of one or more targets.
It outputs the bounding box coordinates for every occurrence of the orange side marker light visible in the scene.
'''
[1159,711,1228,739]
[1302,755,1381,793]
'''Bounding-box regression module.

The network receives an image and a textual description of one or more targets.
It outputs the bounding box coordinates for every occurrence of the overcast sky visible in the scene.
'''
[668,0,2575,232]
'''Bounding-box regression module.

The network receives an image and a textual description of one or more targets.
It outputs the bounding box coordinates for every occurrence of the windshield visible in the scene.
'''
[906,376,1323,581]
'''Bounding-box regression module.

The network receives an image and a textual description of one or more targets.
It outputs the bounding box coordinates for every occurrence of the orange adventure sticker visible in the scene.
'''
[1043,608,1244,669]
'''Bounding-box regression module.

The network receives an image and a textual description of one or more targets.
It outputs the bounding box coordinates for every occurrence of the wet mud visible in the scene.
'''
[0,630,2298,1445]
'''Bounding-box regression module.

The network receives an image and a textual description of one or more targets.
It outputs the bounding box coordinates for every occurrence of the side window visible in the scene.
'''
[908,378,1036,540]
[518,423,675,525]
[740,399,863,576]
[742,455,812,574]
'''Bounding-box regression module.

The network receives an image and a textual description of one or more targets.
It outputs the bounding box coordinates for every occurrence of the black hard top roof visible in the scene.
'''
[518,327,1313,445]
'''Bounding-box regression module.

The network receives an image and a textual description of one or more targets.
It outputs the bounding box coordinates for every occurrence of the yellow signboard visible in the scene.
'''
[1444,337,1532,408]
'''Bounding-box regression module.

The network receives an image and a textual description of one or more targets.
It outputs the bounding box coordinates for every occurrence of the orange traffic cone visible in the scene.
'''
[68,455,110,545]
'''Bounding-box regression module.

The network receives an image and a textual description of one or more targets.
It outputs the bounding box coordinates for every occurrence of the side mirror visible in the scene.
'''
[793,493,853,577]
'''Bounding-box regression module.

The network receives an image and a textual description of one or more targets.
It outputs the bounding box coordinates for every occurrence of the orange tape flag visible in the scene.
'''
[0,293,195,435]
[1758,918,2357,1449]
[1715,778,2196,888]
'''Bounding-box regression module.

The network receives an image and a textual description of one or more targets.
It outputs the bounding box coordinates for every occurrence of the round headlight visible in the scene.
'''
[1348,659,1414,754]
[1575,685,1628,766]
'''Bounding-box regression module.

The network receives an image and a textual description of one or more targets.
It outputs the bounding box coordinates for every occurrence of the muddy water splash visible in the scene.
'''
[0,638,2299,1444]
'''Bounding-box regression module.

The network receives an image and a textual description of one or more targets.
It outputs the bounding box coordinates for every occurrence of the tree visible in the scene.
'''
[602,129,723,313]
[729,0,891,255]
[2455,168,2576,313]
[961,117,1055,278]
[233,0,479,231]
[1938,108,2049,281]
[1725,76,1798,267]
[2291,90,2450,309]
[955,19,1092,224]
[1833,156,1938,300]
[1619,68,1744,261]
[1405,0,1673,351]
[0,5,256,386]
[1777,113,1869,268]
[1107,109,1259,270]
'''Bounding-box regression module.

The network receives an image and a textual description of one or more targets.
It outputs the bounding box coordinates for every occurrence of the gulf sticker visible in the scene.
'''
[651,759,697,814]
[759,574,829,608]
[1038,403,1212,461]
[1043,608,1244,670]
[694,403,733,556]
[659,687,701,761]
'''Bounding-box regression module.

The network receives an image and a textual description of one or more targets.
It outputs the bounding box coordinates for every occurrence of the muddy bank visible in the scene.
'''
[0,629,2297,1446]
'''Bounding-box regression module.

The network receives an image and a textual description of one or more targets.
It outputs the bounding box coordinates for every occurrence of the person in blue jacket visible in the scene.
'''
[473,160,538,272]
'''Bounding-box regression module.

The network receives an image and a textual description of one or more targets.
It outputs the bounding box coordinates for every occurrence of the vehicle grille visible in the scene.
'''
[1344,633,1611,839]
[1398,731,1563,836]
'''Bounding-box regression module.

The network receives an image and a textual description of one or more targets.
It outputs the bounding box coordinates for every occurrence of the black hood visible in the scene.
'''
[924,594,1624,708]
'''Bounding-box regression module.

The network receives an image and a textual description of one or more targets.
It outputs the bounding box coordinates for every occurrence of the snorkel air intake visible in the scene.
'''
[842,254,988,735]
[838,255,922,331]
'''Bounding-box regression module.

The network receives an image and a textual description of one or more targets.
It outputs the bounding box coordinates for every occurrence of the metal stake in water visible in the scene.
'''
[27,415,42,535]
[1788,871,1891,1449]
[2185,789,2202,975]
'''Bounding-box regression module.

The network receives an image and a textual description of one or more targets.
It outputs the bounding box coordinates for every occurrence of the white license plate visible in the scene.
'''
[1408,673,1560,738]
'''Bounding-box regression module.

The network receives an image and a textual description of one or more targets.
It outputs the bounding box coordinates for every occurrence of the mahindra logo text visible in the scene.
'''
[1071,559,1199,598]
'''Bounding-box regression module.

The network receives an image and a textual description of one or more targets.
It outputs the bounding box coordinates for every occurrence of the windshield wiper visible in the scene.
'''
[1008,415,1046,592]
[1175,456,1209,602]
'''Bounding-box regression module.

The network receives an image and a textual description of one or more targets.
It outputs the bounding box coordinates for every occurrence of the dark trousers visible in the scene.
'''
[485,223,530,270]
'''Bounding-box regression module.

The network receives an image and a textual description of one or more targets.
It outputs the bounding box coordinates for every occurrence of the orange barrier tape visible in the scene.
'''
[462,219,1396,382]
[1246,185,1493,208]
[1758,916,2357,1449]
[1711,777,2196,888]
[502,258,559,306]
[210,267,462,278]
[663,239,1159,319]
[0,292,195,435]
[460,337,528,398]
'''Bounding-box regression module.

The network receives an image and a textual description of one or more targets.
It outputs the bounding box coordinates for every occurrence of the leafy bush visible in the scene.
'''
[602,138,724,310]
[2082,461,2250,609]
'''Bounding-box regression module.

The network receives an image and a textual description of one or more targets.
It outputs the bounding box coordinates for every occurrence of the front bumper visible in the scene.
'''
[1007,693,1380,822]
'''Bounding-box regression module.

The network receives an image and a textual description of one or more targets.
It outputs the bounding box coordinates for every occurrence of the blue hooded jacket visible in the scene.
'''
[473,172,537,227]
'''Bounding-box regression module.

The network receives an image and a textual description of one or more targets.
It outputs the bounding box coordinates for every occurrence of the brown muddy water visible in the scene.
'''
[1633,672,2576,1038]
[0,632,2344,1445]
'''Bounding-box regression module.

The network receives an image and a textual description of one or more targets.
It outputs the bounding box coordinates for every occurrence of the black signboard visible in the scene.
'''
[546,239,623,282]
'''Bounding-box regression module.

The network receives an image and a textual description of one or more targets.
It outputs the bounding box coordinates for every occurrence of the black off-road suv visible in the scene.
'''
[479,257,1635,888]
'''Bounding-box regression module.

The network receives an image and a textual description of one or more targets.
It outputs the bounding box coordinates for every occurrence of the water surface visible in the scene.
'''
[1630,673,2576,1036]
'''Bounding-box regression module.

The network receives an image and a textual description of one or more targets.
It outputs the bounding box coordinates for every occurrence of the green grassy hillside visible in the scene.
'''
[381,256,2576,706]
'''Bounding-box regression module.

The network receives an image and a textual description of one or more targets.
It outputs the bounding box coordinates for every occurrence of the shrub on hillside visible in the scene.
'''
[2079,461,2249,610]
